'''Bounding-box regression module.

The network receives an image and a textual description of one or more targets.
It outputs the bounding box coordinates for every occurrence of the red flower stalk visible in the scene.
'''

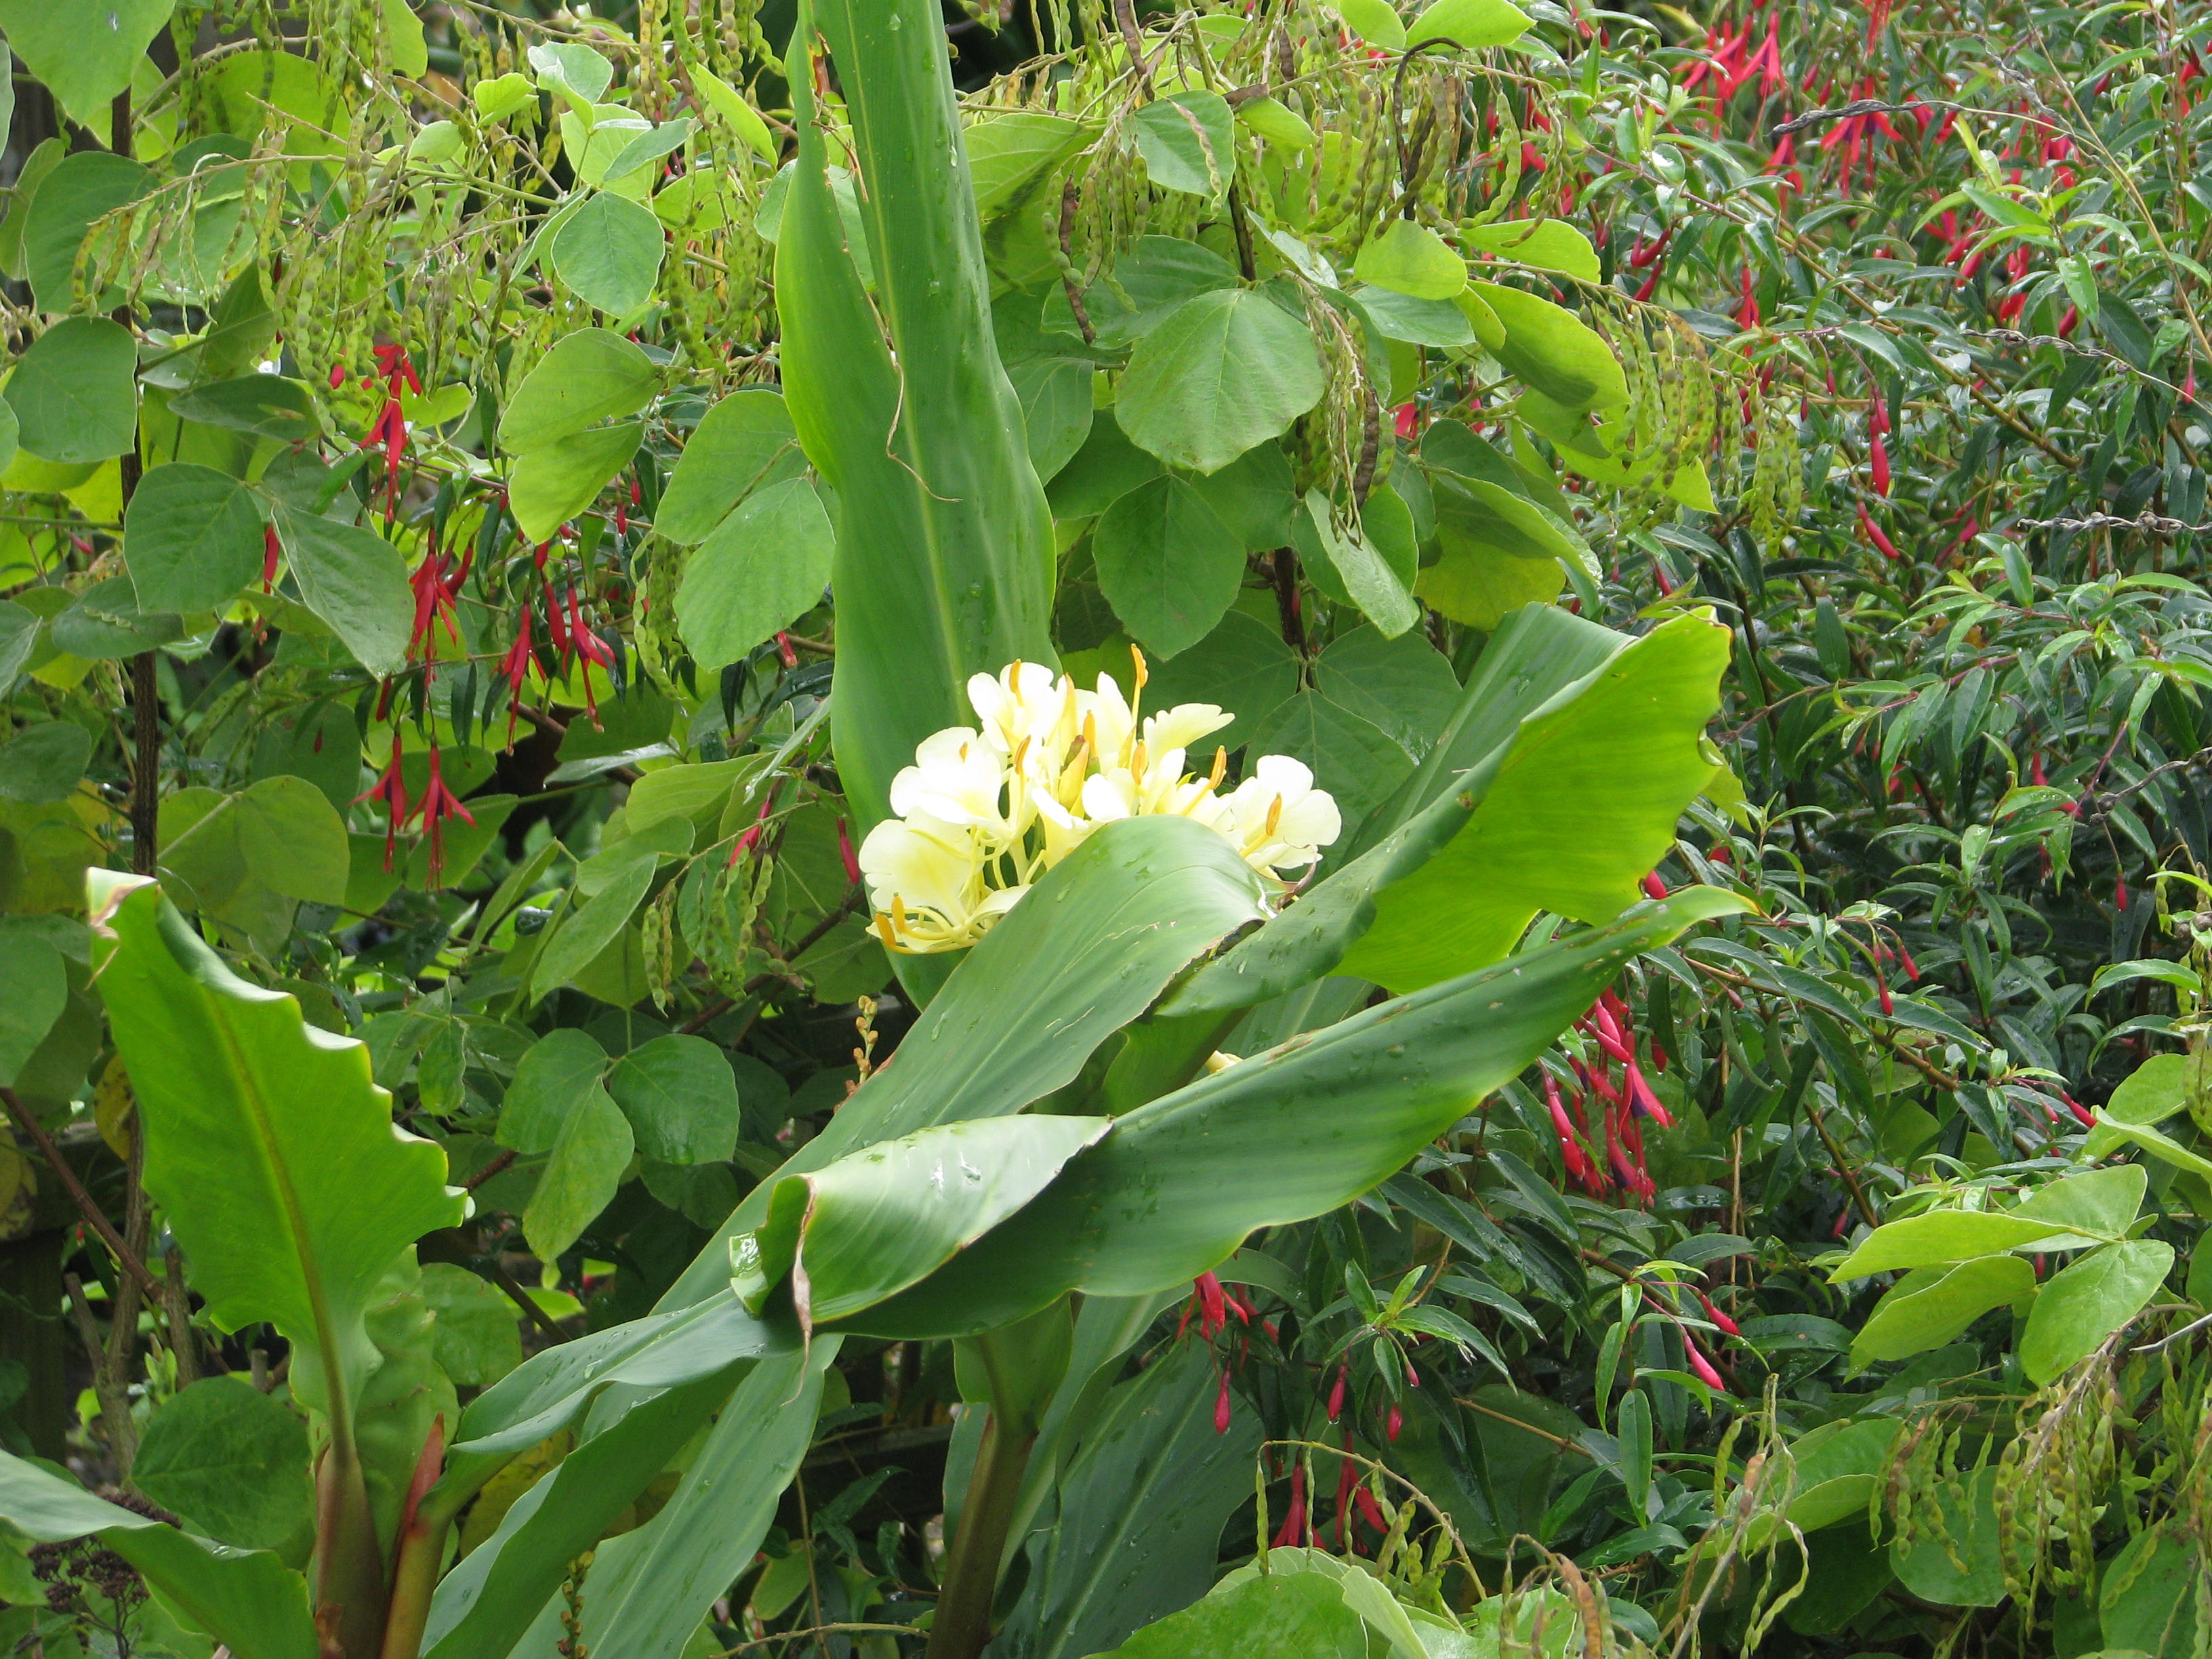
[416,745,478,888]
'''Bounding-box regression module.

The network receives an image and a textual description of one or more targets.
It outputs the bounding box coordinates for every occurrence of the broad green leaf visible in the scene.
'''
[1313,624,1462,760]
[817,890,1744,1335]
[498,1029,610,1153]
[1891,1467,2004,1607]
[418,1263,524,1387]
[0,720,92,805]
[1851,1257,2037,1366]
[1009,355,1095,482]
[674,476,834,670]
[1518,390,1715,510]
[1130,91,1237,199]
[1353,285,1477,348]
[132,1376,313,1551]
[1117,287,1327,475]
[688,63,777,161]
[472,71,537,123]
[497,327,657,450]
[531,855,657,1000]
[2020,1241,2174,1384]
[0,931,66,1086]
[544,1344,834,1659]
[602,117,694,184]
[786,0,1057,857]
[552,190,666,314]
[656,388,802,544]
[1470,281,1627,411]
[159,775,350,947]
[994,1342,1263,1659]
[1334,0,1409,48]
[1092,474,1246,659]
[507,419,642,541]
[422,1367,747,1659]
[527,40,614,108]
[1339,611,1730,989]
[20,150,150,312]
[0,600,40,696]
[87,871,463,1423]
[1237,94,1317,150]
[966,110,1098,218]
[1463,219,1600,280]
[0,1452,316,1659]
[2100,1523,2200,1655]
[1408,0,1534,48]
[4,316,138,462]
[1353,219,1467,300]
[656,815,1273,1311]
[271,503,412,676]
[0,0,167,132]
[1093,1570,1365,1659]
[1430,468,1587,565]
[2087,1109,2212,1181]
[1143,609,1300,752]
[607,1034,741,1164]
[0,398,16,478]
[1247,687,1416,834]
[522,1083,632,1263]
[1416,534,1562,629]
[2105,1051,2195,1124]
[166,374,319,442]
[1048,417,1164,518]
[1830,1210,2105,1282]
[743,1115,1109,1328]
[125,462,264,613]
[1300,490,1420,637]
[203,50,347,163]
[2009,1164,2146,1237]
[1187,438,1297,550]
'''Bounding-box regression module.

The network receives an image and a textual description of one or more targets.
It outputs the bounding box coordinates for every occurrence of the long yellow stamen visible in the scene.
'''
[1209,746,1227,787]
[874,911,898,949]
[1264,796,1284,836]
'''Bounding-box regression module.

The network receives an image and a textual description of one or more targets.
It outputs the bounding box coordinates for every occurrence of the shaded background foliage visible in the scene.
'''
[3,0,2212,1655]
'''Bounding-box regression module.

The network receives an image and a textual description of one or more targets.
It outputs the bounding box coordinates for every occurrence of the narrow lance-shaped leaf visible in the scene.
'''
[654,816,1271,1311]
[753,889,1749,1338]
[0,1454,317,1659]
[783,0,1057,853]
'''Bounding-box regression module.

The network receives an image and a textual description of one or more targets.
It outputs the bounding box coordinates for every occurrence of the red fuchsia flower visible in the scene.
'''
[1393,401,1419,440]
[415,744,478,888]
[1271,1464,1309,1548]
[1858,504,1901,561]
[1735,266,1760,329]
[1869,430,1891,496]
[1353,1486,1387,1532]
[729,783,781,867]
[262,524,282,591]
[498,607,537,749]
[357,731,411,872]
[1877,979,1893,1017]
[1385,1404,1404,1442]
[775,631,798,670]
[2116,875,2129,911]
[328,361,346,390]
[2060,1092,2095,1128]
[1544,1070,1595,1189]
[1866,0,1893,43]
[1696,1288,1741,1338]
[1684,1338,1725,1393]
[1326,1364,1348,1422]
[408,548,464,661]
[836,817,861,886]
[1213,1368,1233,1435]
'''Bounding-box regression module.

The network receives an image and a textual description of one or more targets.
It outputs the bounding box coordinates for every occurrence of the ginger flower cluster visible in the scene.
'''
[859,653,1341,954]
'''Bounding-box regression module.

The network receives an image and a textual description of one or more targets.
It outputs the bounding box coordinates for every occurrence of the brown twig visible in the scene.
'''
[464,1148,518,1191]
[1,1086,160,1297]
